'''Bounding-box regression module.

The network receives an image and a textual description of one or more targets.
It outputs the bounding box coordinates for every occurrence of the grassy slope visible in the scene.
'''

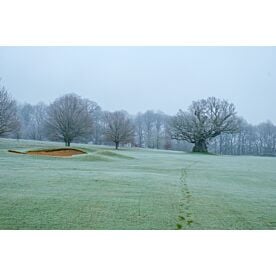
[0,138,276,230]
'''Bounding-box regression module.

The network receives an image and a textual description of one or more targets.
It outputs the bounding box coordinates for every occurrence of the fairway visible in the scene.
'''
[0,138,276,230]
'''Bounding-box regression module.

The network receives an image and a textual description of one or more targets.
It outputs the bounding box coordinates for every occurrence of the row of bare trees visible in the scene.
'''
[17,102,47,140]
[14,94,134,149]
[1,80,276,155]
[0,83,20,136]
[209,120,276,156]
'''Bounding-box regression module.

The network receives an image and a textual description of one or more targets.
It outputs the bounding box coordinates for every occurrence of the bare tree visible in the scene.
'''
[32,103,47,140]
[134,112,144,147]
[104,111,135,149]
[18,103,48,140]
[255,121,276,156]
[90,105,104,145]
[0,82,20,136]
[154,111,166,149]
[45,93,95,146]
[171,97,239,153]
[17,103,34,139]
[3,83,276,157]
[142,110,155,148]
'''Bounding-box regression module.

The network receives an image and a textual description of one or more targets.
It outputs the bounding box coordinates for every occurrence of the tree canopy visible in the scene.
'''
[171,97,239,152]
[104,111,135,149]
[45,93,97,146]
[0,83,20,136]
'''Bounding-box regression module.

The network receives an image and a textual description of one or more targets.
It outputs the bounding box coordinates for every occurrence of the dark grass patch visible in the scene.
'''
[77,155,110,162]
[77,147,98,153]
[96,150,134,159]
[188,151,216,156]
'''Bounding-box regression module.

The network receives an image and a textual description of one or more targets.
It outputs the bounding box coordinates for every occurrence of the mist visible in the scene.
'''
[0,46,275,124]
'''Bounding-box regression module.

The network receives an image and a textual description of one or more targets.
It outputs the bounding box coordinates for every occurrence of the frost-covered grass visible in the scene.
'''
[0,138,276,229]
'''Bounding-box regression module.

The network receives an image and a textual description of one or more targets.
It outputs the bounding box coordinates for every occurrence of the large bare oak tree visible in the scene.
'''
[0,83,20,136]
[104,111,135,149]
[46,93,96,146]
[171,97,239,153]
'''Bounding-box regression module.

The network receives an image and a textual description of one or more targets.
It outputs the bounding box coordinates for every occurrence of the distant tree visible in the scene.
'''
[256,121,276,156]
[208,118,276,157]
[134,112,144,147]
[17,103,34,139]
[90,105,104,145]
[104,111,135,149]
[18,102,48,140]
[170,97,239,153]
[142,110,156,148]
[154,111,166,149]
[0,82,20,136]
[133,111,171,150]
[163,114,173,150]
[45,93,96,146]
[32,103,48,140]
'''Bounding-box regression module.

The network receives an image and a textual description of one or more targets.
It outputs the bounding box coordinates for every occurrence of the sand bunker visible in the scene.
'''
[9,148,86,157]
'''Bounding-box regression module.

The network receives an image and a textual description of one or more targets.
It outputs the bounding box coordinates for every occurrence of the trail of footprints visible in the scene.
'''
[176,167,193,229]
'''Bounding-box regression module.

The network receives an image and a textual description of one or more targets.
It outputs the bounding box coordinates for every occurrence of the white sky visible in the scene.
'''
[0,46,275,124]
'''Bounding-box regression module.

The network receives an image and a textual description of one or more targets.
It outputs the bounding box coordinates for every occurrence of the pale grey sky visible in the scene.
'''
[0,46,275,124]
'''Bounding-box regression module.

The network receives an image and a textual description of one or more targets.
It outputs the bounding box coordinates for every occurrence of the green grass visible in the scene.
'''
[96,150,135,159]
[0,138,276,229]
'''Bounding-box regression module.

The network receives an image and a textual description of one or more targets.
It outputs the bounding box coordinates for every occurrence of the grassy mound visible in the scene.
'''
[96,150,134,159]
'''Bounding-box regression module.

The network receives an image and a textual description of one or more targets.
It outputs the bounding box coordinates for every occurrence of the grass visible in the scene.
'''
[96,150,135,159]
[0,138,276,229]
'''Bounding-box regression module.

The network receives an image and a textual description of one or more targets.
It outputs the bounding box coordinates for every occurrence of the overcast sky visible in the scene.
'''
[0,46,275,124]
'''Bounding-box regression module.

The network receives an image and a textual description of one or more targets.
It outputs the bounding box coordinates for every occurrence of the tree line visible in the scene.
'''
[1,80,276,156]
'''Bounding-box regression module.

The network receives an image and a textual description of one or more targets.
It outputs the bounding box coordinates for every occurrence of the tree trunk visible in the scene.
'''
[193,140,208,153]
[115,141,119,150]
[65,138,71,147]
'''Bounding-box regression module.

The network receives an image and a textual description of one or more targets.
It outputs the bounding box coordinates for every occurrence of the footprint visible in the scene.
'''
[176,223,183,229]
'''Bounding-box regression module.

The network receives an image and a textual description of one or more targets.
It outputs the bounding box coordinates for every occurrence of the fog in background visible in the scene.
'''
[0,46,275,124]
